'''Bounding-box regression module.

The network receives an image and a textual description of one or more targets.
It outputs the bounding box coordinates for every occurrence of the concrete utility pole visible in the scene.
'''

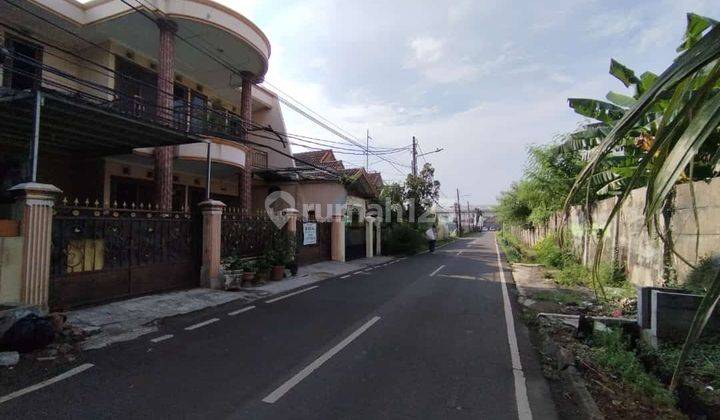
[456,188,462,236]
[411,136,417,177]
[366,129,371,170]
[467,201,471,229]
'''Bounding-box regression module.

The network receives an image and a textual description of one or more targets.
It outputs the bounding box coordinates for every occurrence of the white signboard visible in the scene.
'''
[303,223,317,245]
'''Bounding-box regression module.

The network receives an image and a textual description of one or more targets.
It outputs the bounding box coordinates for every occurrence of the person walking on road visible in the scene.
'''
[425,225,437,253]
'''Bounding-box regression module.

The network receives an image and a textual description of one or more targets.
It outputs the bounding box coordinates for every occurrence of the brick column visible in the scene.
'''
[365,217,374,258]
[154,19,178,211]
[239,72,257,212]
[239,168,252,212]
[9,182,62,308]
[331,214,345,262]
[199,199,226,289]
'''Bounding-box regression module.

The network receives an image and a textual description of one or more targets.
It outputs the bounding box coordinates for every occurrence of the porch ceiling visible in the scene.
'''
[0,90,200,157]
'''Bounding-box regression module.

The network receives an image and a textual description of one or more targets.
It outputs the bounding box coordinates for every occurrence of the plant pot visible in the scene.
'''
[271,265,285,281]
[241,271,255,286]
[255,269,270,284]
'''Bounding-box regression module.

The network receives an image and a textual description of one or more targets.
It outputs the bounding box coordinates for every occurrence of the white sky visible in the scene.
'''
[214,0,720,206]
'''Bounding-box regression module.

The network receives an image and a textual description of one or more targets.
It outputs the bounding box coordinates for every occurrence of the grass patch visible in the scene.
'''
[497,229,535,263]
[640,339,720,390]
[591,329,676,407]
[556,262,590,287]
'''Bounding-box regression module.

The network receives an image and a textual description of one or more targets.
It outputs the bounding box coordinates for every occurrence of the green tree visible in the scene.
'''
[563,13,720,391]
[404,163,440,223]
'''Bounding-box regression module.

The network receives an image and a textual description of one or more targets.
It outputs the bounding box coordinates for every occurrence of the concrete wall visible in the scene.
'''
[511,177,720,287]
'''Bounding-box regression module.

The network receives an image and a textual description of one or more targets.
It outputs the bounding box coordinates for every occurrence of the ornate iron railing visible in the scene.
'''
[221,207,282,258]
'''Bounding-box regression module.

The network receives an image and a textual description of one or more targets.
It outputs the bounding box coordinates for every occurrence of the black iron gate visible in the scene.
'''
[49,202,201,310]
[345,223,366,261]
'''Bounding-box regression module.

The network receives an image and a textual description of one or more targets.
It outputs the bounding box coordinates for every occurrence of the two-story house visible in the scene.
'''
[0,0,298,308]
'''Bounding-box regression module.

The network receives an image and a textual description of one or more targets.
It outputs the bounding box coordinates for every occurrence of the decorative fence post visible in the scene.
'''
[284,208,299,236]
[331,213,345,262]
[199,199,226,289]
[365,216,374,258]
[10,182,62,309]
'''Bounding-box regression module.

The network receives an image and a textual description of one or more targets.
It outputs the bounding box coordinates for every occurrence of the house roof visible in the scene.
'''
[292,149,381,198]
[294,150,338,167]
[367,172,383,189]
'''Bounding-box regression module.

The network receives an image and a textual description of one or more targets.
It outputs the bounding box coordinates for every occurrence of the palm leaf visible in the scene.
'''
[564,24,720,216]
[609,59,641,88]
[568,98,625,123]
[606,91,637,107]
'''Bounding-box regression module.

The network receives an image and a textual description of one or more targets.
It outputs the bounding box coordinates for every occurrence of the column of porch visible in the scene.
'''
[239,72,256,212]
[154,18,177,211]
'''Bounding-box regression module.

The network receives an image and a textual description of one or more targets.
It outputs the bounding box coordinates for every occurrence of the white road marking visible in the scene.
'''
[0,363,94,405]
[494,235,533,420]
[456,250,463,256]
[265,286,318,303]
[185,318,220,331]
[150,334,174,343]
[228,306,256,316]
[429,265,445,277]
[438,274,477,280]
[340,275,351,279]
[262,316,381,403]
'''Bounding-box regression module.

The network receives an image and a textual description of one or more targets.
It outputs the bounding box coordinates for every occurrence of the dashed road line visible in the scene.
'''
[265,286,318,303]
[228,306,256,316]
[429,264,445,277]
[150,334,174,343]
[185,318,220,331]
[0,363,95,405]
[340,275,351,279]
[262,316,381,404]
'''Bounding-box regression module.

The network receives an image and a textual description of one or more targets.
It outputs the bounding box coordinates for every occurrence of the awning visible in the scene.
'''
[0,88,202,157]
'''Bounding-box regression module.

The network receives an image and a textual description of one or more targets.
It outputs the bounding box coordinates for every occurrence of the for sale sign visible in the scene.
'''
[303,223,317,245]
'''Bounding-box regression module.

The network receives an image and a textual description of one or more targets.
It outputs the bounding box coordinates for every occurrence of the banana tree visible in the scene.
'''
[563,12,720,391]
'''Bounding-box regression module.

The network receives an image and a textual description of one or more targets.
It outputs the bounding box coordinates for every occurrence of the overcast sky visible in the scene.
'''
[218,0,720,206]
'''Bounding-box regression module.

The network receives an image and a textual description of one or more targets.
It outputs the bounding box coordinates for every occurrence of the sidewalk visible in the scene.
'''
[68,256,395,350]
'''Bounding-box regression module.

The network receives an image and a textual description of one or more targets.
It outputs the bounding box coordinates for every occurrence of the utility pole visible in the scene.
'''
[411,136,417,177]
[467,201,471,230]
[456,188,462,236]
[366,129,370,170]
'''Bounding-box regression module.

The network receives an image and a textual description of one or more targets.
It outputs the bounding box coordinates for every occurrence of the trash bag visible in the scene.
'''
[1,314,55,353]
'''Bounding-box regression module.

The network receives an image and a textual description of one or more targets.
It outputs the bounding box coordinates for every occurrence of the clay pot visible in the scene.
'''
[241,271,255,286]
[271,266,285,281]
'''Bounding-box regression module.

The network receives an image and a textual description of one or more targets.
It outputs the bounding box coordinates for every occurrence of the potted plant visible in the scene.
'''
[267,248,285,281]
[254,258,271,284]
[241,260,256,287]
[223,256,244,287]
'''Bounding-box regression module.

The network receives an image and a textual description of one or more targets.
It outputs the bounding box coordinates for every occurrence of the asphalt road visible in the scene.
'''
[0,232,557,419]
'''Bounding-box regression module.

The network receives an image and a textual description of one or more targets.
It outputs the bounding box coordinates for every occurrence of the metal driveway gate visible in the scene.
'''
[49,203,201,310]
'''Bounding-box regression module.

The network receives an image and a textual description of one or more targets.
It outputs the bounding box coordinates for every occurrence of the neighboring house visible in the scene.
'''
[252,149,383,221]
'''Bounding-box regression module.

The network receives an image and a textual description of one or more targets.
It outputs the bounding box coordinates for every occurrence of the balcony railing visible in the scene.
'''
[1,46,265,148]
